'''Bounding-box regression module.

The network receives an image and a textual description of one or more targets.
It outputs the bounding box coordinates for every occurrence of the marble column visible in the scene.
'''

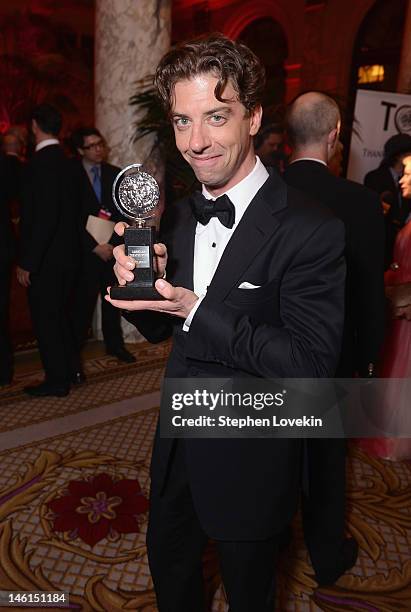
[94,0,171,343]
[397,0,411,93]
[95,0,171,176]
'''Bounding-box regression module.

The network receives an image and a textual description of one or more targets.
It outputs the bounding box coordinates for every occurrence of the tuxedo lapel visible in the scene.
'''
[207,174,288,301]
[170,206,197,291]
[181,214,196,291]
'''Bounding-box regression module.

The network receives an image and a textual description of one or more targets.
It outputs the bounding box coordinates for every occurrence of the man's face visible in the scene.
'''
[399,158,411,198]
[79,134,106,164]
[171,74,262,195]
[258,132,283,157]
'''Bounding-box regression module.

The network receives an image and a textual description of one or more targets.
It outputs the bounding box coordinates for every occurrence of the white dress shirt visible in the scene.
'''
[83,158,102,185]
[35,138,59,152]
[290,157,327,167]
[183,156,269,331]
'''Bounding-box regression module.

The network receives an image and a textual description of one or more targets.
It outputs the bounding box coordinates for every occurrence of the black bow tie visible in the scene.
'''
[190,191,235,229]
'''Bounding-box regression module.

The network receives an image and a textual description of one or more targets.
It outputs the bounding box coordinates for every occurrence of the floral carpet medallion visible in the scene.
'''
[45,473,149,548]
[0,449,157,611]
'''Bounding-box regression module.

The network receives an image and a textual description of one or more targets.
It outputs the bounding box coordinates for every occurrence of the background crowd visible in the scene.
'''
[0,104,135,398]
[1,97,411,460]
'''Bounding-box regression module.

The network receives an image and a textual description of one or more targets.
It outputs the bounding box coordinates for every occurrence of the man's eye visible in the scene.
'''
[210,115,226,124]
[174,117,190,128]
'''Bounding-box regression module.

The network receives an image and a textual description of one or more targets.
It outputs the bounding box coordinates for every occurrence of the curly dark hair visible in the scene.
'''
[154,34,266,116]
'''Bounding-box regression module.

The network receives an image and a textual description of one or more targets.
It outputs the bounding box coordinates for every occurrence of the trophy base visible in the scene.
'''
[110,285,163,301]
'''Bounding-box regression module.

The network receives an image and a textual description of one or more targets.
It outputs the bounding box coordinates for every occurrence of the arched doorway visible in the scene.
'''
[342,0,408,173]
[350,0,407,94]
[237,17,288,113]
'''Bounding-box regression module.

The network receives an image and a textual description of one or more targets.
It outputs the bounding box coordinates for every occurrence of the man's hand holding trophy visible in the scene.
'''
[106,163,198,319]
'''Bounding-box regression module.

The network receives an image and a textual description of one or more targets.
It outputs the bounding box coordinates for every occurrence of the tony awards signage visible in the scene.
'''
[110,163,162,300]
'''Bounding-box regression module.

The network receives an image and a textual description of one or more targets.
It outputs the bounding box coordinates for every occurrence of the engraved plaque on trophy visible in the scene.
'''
[110,163,162,300]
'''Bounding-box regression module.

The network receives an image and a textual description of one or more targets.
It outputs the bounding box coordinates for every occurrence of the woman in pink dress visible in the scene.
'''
[360,157,411,460]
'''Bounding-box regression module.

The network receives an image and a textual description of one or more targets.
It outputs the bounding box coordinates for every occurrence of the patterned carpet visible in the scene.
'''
[0,343,410,611]
[0,340,170,432]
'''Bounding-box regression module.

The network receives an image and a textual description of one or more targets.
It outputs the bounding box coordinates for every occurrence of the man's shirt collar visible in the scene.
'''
[290,157,327,167]
[35,138,59,152]
[201,156,269,225]
[83,158,101,172]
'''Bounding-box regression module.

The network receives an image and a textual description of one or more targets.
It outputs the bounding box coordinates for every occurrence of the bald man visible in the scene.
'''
[284,91,386,585]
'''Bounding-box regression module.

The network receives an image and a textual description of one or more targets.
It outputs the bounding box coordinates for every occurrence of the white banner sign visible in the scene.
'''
[347,89,411,184]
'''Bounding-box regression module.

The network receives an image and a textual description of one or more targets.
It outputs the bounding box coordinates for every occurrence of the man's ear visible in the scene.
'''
[328,119,341,148]
[77,147,84,157]
[327,125,341,162]
[327,127,339,148]
[249,105,263,136]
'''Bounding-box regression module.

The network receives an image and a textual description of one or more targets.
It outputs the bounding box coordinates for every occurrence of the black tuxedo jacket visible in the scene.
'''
[284,160,385,376]
[125,172,346,540]
[71,160,123,255]
[19,145,80,273]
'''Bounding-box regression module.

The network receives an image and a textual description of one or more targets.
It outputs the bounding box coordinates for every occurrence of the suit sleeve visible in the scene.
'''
[185,218,346,378]
[20,161,61,273]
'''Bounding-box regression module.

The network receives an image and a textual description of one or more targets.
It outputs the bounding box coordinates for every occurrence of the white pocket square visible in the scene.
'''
[238,281,262,289]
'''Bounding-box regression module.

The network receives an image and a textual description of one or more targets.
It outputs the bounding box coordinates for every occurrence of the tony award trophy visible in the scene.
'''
[110,163,162,300]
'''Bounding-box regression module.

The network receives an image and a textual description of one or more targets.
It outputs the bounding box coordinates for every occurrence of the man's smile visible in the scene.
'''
[188,154,222,166]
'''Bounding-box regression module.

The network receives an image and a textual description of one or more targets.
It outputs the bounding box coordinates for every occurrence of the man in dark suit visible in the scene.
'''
[284,91,386,585]
[364,133,411,266]
[107,36,347,611]
[70,128,135,368]
[17,104,81,397]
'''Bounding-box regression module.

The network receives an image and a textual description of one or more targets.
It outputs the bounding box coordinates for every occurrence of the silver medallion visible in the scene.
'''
[112,163,160,223]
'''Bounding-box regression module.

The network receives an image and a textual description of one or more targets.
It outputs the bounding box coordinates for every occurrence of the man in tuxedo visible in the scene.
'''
[70,128,135,368]
[107,36,347,611]
[284,91,385,585]
[364,133,411,266]
[17,104,81,397]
